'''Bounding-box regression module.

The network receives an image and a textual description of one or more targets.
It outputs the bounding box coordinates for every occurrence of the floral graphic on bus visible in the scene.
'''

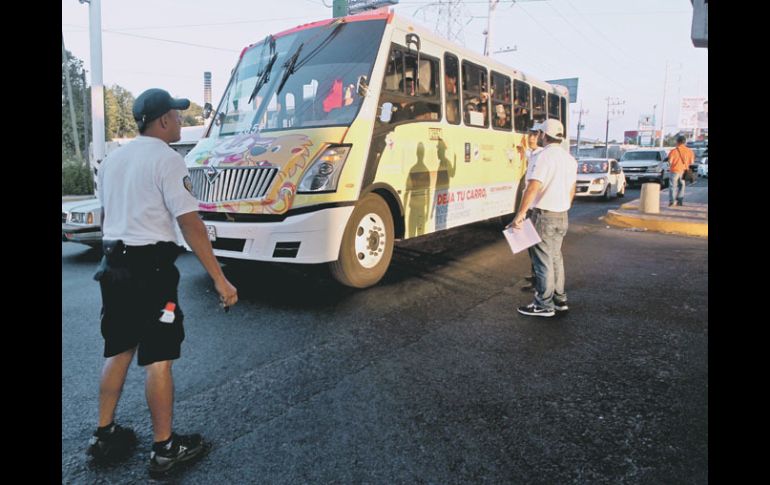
[190,133,314,214]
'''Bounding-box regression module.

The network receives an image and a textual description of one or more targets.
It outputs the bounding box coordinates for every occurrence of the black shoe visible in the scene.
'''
[517,303,555,317]
[668,202,675,207]
[676,201,683,206]
[87,423,137,463]
[553,299,569,311]
[149,432,206,477]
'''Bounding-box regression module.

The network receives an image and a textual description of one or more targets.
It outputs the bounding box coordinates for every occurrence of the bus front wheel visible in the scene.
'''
[329,193,394,288]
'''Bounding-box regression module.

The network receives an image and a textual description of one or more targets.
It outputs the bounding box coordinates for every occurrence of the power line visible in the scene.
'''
[101,29,241,52]
[514,2,629,93]
[105,16,321,32]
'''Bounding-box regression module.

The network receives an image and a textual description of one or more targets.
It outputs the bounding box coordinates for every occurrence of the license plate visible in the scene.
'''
[205,224,217,241]
[628,175,637,180]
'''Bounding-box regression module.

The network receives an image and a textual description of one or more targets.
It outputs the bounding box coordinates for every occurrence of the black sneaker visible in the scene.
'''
[87,423,137,462]
[517,303,555,317]
[553,299,569,311]
[668,202,675,207]
[676,201,683,206]
[149,432,206,477]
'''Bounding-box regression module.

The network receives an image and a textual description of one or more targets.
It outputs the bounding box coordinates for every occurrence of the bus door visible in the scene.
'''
[369,32,445,238]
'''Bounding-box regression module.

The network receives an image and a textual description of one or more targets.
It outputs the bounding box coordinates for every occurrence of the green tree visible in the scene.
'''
[61,48,89,160]
[182,101,204,126]
[104,85,137,140]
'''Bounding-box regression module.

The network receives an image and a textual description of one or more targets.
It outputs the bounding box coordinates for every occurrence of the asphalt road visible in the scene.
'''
[62,179,708,484]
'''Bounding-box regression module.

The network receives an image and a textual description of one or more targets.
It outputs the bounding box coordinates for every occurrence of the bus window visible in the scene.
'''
[513,79,531,133]
[384,51,404,92]
[548,92,560,120]
[444,53,460,125]
[491,71,512,131]
[532,87,546,124]
[379,45,441,123]
[560,96,567,139]
[462,60,489,128]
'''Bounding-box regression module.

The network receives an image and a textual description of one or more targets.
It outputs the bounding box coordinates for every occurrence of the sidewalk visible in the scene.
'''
[603,183,708,237]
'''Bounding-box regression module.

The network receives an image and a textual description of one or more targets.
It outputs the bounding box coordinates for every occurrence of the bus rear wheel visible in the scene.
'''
[329,193,394,288]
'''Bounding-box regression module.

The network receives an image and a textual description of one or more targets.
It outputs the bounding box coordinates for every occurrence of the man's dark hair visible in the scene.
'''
[676,135,687,144]
[545,134,562,144]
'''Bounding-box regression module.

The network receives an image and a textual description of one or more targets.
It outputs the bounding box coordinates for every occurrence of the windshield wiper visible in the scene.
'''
[275,19,346,96]
[275,43,303,96]
[248,35,276,105]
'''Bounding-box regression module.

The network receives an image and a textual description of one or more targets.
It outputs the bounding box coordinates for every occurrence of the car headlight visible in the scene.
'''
[298,145,351,193]
[591,178,606,185]
[70,212,95,224]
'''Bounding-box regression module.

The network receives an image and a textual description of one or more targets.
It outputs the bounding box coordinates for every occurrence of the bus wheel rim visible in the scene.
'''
[354,212,386,269]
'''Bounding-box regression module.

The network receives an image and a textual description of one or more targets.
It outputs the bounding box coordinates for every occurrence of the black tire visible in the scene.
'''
[617,183,625,198]
[329,193,395,288]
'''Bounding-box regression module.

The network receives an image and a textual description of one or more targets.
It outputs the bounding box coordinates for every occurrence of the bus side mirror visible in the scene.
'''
[356,75,369,97]
[379,102,393,123]
[203,102,213,120]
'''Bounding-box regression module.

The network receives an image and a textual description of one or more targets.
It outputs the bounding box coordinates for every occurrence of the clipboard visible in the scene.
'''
[502,218,541,254]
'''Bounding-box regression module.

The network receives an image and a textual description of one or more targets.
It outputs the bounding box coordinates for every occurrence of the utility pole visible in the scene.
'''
[483,0,500,56]
[333,0,348,18]
[80,0,105,196]
[573,103,588,157]
[658,61,668,147]
[83,70,89,163]
[62,33,82,162]
[605,97,625,158]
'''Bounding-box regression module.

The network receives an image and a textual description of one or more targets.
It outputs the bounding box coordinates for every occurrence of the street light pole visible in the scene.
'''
[658,61,668,147]
[483,0,500,56]
[81,0,105,195]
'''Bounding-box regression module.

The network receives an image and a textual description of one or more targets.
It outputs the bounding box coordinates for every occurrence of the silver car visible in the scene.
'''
[62,197,102,248]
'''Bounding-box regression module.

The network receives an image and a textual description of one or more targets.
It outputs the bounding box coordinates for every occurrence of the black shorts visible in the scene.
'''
[98,252,185,366]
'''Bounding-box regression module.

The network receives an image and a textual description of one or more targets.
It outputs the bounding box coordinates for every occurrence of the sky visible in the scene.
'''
[62,0,707,142]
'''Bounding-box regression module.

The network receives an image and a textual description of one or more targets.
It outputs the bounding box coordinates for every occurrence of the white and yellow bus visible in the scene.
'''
[185,8,570,288]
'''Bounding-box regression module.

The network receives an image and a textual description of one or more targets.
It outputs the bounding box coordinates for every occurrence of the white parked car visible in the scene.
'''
[575,158,626,199]
[697,156,708,178]
[62,197,102,248]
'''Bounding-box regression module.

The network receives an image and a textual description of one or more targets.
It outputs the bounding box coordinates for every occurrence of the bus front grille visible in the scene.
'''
[188,167,278,203]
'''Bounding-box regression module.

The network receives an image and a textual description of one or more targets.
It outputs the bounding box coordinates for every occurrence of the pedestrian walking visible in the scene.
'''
[509,119,577,317]
[667,135,695,206]
[87,88,239,477]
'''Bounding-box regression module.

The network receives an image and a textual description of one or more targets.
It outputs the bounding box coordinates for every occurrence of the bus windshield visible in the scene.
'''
[209,19,386,138]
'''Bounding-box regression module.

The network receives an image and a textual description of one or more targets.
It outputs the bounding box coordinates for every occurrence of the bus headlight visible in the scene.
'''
[298,145,351,193]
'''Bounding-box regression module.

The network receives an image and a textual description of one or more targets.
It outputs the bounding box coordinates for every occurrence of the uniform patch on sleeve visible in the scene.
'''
[183,175,195,196]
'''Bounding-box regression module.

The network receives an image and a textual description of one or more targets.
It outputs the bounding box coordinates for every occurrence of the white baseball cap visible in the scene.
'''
[541,119,564,140]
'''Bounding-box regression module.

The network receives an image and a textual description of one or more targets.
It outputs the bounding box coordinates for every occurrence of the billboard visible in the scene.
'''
[545,78,579,103]
[678,97,708,130]
[638,114,654,131]
[348,0,399,14]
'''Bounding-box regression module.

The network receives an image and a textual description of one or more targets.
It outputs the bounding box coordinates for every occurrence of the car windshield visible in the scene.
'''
[208,19,386,138]
[578,160,608,174]
[621,151,661,161]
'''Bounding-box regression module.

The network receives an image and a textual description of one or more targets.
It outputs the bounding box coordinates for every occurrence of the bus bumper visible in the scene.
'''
[193,206,355,264]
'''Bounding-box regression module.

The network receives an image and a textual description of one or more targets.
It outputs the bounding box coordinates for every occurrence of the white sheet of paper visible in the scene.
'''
[469,110,485,126]
[502,218,541,254]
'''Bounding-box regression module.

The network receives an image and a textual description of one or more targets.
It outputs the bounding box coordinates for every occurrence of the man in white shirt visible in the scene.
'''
[509,119,577,317]
[88,88,238,477]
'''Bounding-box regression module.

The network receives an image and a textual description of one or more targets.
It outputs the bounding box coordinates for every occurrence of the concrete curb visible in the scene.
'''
[604,192,708,237]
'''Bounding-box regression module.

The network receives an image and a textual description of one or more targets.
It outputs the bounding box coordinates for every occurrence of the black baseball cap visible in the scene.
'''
[132,88,190,125]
